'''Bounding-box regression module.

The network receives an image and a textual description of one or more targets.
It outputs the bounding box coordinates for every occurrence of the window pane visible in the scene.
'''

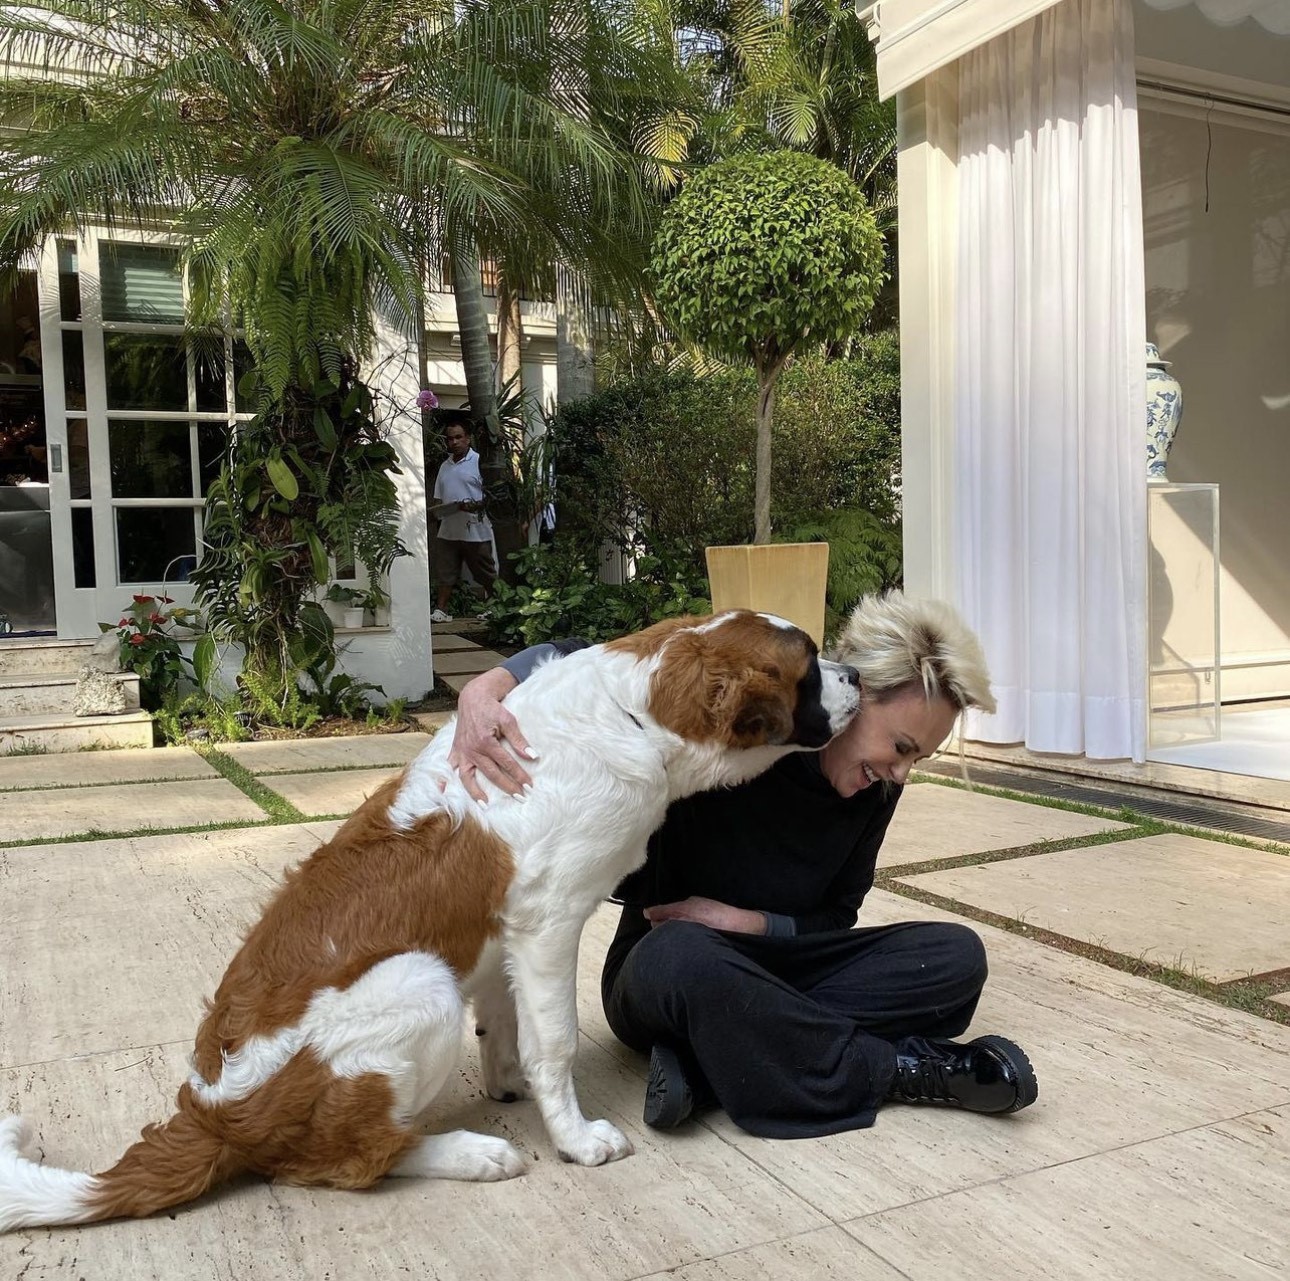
[99,243,184,324]
[67,417,90,499]
[71,507,95,587]
[104,333,186,410]
[110,420,193,498]
[233,340,255,412]
[116,506,196,583]
[62,331,86,410]
[192,333,227,412]
[57,239,81,322]
[197,423,230,495]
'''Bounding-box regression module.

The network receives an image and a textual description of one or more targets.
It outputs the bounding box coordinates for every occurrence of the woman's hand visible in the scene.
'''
[643,896,768,935]
[447,668,536,802]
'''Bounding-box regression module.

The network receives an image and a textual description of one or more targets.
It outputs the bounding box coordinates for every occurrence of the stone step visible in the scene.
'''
[0,709,155,754]
[0,637,97,677]
[0,670,141,717]
[432,649,506,677]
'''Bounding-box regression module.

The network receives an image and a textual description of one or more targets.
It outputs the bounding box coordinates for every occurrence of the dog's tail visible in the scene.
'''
[0,1092,243,1232]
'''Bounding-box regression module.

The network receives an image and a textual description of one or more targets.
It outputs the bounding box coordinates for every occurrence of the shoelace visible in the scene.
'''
[893,1052,953,1103]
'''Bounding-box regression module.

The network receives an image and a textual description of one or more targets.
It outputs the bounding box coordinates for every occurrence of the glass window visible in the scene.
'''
[67,417,91,499]
[110,420,193,498]
[197,423,230,495]
[233,340,255,412]
[104,333,187,410]
[116,506,197,583]
[57,239,81,322]
[99,243,184,324]
[192,334,228,412]
[71,507,95,587]
[62,331,86,410]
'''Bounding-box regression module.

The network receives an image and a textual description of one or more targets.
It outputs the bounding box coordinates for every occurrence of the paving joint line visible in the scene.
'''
[880,880,1290,1027]
[878,826,1155,881]
[839,1096,1290,1227]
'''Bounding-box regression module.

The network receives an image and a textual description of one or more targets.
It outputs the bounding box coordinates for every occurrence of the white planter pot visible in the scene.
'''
[373,605,391,628]
[342,607,366,629]
[322,600,348,627]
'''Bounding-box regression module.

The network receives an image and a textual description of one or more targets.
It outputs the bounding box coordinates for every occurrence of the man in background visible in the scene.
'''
[431,419,496,624]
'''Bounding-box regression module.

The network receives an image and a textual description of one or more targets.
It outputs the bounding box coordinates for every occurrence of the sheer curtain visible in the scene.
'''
[954,0,1148,760]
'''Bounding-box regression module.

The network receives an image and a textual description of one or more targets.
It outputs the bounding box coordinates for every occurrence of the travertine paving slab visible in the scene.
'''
[0,1038,828,1280]
[677,890,1290,1222]
[0,744,214,791]
[843,1105,1290,1279]
[879,781,1129,867]
[432,648,506,675]
[263,767,400,816]
[0,825,327,1067]
[0,777,264,844]
[896,833,1290,981]
[634,1225,904,1280]
[431,632,482,651]
[219,731,431,774]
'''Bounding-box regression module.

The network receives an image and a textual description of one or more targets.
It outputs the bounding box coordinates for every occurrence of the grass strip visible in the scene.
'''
[913,771,1288,855]
[0,817,276,851]
[879,877,1290,1028]
[197,747,307,823]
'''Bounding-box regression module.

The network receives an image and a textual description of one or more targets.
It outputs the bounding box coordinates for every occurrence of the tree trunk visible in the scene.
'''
[556,263,595,405]
[497,270,523,399]
[754,370,775,544]
[449,241,503,484]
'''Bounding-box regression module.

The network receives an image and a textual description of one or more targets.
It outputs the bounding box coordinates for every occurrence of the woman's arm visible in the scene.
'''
[446,639,588,802]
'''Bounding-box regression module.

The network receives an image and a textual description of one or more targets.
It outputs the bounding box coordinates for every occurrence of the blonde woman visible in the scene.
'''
[451,593,1038,1137]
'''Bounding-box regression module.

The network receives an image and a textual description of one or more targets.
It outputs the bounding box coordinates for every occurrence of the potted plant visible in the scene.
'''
[324,584,365,629]
[361,582,391,628]
[650,151,885,644]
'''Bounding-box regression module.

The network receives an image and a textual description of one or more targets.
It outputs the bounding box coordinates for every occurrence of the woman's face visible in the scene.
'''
[820,685,959,798]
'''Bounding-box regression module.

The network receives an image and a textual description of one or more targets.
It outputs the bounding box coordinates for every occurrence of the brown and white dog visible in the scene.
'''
[0,611,859,1230]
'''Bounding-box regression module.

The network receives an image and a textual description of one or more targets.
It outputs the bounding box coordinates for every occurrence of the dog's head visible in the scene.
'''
[608,611,860,750]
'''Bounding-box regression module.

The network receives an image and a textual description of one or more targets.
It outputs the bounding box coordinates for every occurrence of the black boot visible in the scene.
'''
[643,1044,706,1129]
[886,1035,1038,1114]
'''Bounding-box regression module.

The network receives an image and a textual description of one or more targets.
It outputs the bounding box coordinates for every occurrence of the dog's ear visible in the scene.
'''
[727,673,794,746]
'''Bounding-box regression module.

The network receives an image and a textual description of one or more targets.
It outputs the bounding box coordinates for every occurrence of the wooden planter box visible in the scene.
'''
[705,542,829,648]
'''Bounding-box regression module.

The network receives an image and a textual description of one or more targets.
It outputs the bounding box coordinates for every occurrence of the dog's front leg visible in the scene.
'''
[466,943,527,1102]
[507,922,633,1166]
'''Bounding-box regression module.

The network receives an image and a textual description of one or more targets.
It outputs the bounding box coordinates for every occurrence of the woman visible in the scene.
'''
[449,593,1038,1137]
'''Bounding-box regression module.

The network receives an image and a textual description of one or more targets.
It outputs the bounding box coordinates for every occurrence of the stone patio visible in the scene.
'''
[1,740,1287,1278]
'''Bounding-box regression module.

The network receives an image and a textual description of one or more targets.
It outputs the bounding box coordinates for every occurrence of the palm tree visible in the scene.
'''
[0,0,685,688]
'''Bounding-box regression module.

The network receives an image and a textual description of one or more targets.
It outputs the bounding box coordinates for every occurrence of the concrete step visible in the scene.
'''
[0,709,155,754]
[0,670,141,717]
[0,637,97,677]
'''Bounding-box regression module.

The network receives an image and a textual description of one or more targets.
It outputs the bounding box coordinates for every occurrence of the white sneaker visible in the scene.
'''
[430,608,453,624]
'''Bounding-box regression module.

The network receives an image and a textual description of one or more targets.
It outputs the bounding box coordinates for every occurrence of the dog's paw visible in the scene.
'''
[457,1134,528,1182]
[555,1118,633,1166]
[480,1045,528,1102]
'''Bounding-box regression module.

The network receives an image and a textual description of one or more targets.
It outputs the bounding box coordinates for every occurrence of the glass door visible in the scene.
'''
[0,263,55,635]
[38,231,252,637]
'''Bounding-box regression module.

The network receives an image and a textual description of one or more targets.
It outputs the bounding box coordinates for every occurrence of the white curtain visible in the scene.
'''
[954,0,1148,760]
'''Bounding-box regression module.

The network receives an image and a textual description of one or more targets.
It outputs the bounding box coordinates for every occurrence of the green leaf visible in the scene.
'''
[305,528,329,583]
[192,632,217,692]
[312,407,338,450]
[266,456,299,501]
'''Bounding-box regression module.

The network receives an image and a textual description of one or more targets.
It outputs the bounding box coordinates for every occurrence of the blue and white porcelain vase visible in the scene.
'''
[1146,343,1183,481]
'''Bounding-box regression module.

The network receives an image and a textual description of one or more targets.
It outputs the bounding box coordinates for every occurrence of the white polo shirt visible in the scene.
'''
[433,447,493,543]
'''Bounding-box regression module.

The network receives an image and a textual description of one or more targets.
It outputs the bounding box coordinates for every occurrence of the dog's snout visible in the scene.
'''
[839,664,860,688]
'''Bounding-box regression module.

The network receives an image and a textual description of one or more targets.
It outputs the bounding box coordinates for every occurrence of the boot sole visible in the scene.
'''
[974,1034,1039,1112]
[643,1044,693,1129]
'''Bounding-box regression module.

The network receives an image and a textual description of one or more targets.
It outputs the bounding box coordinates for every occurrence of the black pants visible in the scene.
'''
[601,918,988,1139]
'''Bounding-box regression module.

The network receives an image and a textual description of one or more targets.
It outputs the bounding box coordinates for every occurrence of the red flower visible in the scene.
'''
[148,613,166,624]
[129,634,147,646]
[132,594,154,605]
[158,595,174,604]
[118,618,130,627]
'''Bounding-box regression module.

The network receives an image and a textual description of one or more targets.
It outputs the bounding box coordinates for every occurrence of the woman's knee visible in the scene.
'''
[934,922,988,991]
[626,919,726,991]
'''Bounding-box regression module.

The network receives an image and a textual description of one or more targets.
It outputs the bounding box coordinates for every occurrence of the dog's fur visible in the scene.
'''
[0,611,859,1230]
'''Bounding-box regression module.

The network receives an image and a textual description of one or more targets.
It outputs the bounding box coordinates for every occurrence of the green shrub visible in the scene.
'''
[484,536,711,649]
[547,335,902,567]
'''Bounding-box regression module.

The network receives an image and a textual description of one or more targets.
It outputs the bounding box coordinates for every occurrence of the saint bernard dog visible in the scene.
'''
[0,611,859,1231]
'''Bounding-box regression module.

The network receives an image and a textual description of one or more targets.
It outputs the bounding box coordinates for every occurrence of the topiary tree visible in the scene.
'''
[650,150,885,542]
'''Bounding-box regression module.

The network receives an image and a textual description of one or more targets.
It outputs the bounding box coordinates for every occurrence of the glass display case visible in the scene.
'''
[1147,482,1220,749]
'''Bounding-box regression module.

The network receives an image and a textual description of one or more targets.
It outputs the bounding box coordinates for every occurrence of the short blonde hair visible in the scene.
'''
[831,591,996,715]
